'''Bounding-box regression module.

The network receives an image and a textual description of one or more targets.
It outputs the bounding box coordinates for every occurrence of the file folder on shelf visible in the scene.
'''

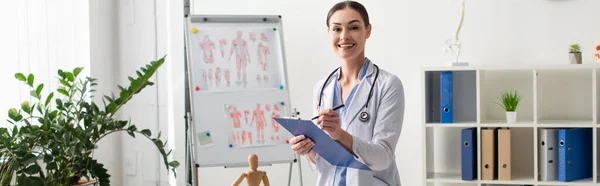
[498,128,511,180]
[461,128,477,180]
[481,128,498,180]
[440,71,453,123]
[539,129,558,181]
[273,117,371,171]
[558,128,592,182]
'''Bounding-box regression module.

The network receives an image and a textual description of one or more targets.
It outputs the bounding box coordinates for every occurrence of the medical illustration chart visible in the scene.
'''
[189,26,284,91]
[223,102,289,148]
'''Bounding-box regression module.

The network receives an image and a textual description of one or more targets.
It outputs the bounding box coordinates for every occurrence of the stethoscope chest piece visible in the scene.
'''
[359,111,370,122]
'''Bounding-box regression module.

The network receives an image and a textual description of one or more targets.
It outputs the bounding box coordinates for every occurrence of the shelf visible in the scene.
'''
[480,120,534,128]
[536,68,594,122]
[480,69,534,124]
[423,66,600,186]
[538,123,595,128]
[426,128,470,184]
[537,119,594,125]
[537,177,595,185]
[479,175,535,184]
[426,172,474,183]
[424,70,477,124]
[425,123,478,128]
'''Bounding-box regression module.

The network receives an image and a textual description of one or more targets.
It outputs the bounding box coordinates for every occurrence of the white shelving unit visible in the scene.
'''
[422,64,600,186]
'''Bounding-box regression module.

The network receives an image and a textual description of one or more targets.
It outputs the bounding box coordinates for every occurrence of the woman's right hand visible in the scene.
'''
[290,135,314,156]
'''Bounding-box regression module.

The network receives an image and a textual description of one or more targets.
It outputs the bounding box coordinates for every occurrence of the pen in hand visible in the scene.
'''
[311,104,344,120]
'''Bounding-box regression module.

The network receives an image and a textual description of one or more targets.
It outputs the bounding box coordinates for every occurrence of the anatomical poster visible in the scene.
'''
[189,25,285,92]
[223,102,289,148]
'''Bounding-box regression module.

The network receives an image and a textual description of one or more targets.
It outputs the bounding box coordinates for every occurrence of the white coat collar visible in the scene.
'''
[319,58,376,127]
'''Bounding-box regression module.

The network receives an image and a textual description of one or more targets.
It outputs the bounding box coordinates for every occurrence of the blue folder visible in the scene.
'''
[440,72,453,123]
[461,128,477,180]
[273,117,371,171]
[558,128,592,182]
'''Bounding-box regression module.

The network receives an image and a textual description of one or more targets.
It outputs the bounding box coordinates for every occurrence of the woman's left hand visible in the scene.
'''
[316,109,344,140]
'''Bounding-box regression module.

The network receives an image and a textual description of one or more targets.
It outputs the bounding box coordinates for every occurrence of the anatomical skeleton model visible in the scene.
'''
[228,31,252,87]
[232,154,270,186]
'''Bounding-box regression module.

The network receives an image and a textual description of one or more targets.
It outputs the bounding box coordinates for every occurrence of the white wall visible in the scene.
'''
[89,0,123,185]
[189,0,600,186]
[89,0,187,185]
[90,0,179,185]
[0,0,90,128]
[90,0,187,185]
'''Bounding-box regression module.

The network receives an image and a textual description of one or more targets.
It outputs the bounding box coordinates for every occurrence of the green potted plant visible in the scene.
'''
[569,43,582,64]
[0,56,179,186]
[496,90,522,123]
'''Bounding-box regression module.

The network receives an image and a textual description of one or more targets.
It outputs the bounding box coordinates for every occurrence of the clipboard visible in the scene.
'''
[273,117,371,170]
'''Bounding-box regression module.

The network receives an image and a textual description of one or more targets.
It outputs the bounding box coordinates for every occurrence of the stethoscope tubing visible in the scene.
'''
[317,63,380,122]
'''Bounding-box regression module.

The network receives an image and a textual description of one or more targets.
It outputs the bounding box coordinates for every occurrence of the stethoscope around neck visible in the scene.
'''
[317,63,380,122]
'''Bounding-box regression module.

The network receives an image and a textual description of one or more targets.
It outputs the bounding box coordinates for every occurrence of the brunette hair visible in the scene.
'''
[326,1,370,27]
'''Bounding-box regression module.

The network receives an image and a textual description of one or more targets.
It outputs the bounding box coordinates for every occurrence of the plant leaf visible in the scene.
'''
[65,72,74,82]
[30,90,40,99]
[59,79,71,88]
[35,84,44,96]
[24,164,41,175]
[45,92,54,106]
[27,74,34,87]
[168,161,180,168]
[8,108,21,122]
[119,90,130,101]
[73,67,83,77]
[21,101,31,115]
[57,88,69,97]
[127,130,135,138]
[20,154,37,166]
[140,129,151,137]
[15,73,26,82]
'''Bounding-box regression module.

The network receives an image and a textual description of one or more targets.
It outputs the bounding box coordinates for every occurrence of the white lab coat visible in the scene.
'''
[306,60,405,186]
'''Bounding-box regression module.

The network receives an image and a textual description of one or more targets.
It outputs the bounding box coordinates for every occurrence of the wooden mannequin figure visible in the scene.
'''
[232,154,270,186]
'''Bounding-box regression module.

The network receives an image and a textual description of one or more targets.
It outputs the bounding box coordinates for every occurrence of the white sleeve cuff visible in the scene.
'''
[306,152,322,172]
[351,135,367,164]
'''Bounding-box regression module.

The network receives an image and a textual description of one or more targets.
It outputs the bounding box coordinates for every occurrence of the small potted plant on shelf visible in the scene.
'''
[497,90,522,123]
[569,43,582,64]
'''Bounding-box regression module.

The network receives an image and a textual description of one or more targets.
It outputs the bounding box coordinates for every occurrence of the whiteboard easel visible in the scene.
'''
[183,14,303,186]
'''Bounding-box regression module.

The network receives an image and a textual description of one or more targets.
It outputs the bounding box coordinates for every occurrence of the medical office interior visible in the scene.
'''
[1,0,599,185]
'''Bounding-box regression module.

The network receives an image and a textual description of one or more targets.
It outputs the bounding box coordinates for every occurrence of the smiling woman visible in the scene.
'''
[288,1,405,186]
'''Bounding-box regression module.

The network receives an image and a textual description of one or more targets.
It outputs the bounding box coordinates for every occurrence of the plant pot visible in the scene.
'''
[505,111,517,123]
[570,52,582,64]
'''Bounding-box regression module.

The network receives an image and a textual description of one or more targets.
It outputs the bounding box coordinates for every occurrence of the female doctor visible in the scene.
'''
[289,1,405,186]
